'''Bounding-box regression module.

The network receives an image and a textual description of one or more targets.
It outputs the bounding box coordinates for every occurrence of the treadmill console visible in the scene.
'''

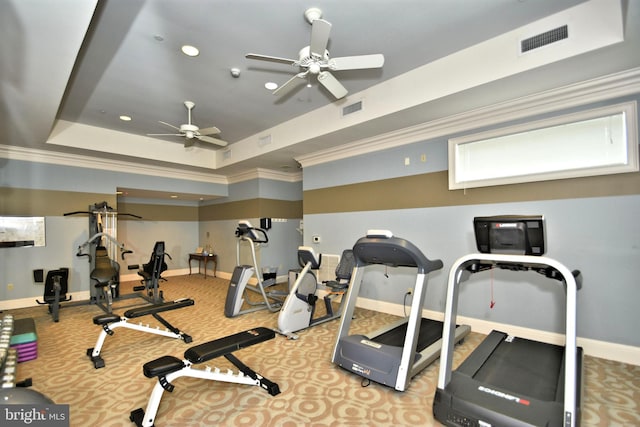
[474,215,545,256]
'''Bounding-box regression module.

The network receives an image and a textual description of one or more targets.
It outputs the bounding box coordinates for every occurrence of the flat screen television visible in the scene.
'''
[473,215,545,255]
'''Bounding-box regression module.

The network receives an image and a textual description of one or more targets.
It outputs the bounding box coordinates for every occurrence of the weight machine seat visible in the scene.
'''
[137,241,168,282]
[143,327,275,377]
[91,246,117,285]
[325,249,355,291]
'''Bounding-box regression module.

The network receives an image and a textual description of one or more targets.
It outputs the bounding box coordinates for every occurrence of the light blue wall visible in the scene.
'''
[303,196,640,346]
[0,158,228,196]
[301,95,640,348]
[0,217,90,301]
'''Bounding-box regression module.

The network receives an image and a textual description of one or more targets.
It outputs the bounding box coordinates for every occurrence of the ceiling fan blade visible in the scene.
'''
[310,19,331,57]
[147,133,183,137]
[196,135,228,147]
[317,71,348,99]
[198,126,221,136]
[158,121,180,131]
[273,73,307,97]
[246,53,297,65]
[330,54,385,71]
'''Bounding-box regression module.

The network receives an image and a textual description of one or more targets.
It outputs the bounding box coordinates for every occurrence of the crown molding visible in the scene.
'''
[296,67,640,168]
[226,168,302,184]
[0,145,303,185]
[0,144,228,184]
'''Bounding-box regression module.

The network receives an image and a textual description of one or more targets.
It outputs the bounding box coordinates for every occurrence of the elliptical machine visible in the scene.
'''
[224,221,286,317]
[277,247,355,339]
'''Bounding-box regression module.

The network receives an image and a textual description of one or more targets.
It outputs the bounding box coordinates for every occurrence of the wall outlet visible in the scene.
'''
[312,235,321,244]
[407,288,413,295]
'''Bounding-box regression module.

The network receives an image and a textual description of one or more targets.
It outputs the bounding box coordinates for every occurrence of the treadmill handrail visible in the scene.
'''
[437,253,579,427]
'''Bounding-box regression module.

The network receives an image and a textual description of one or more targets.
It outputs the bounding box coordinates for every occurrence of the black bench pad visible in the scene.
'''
[93,313,121,325]
[185,327,275,364]
[124,298,194,318]
[143,355,184,378]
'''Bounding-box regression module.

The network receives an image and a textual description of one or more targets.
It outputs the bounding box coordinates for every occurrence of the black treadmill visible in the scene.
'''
[433,216,583,427]
[331,230,470,391]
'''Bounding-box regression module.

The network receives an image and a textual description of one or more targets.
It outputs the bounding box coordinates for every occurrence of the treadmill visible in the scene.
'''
[331,230,470,392]
[434,215,583,427]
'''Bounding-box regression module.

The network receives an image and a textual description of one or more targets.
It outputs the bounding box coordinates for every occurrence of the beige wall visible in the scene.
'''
[303,171,640,214]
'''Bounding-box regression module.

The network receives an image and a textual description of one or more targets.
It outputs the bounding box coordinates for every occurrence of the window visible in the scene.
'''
[449,102,638,189]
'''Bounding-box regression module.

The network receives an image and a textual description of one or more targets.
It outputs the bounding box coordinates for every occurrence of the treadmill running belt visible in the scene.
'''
[373,318,443,352]
[474,336,564,402]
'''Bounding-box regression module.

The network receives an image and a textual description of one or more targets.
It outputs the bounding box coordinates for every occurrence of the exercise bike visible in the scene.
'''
[35,268,71,322]
[277,247,355,339]
[224,221,287,317]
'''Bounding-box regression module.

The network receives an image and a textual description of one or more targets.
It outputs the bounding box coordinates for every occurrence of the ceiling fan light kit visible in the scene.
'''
[246,7,384,100]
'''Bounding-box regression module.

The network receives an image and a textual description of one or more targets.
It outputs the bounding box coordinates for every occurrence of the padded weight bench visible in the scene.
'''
[87,298,195,369]
[130,327,280,427]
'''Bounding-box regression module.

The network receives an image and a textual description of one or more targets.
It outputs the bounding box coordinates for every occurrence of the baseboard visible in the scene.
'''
[355,296,640,366]
[0,291,91,311]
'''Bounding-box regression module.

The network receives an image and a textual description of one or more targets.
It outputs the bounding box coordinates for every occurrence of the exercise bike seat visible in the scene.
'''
[324,249,355,290]
[41,268,70,303]
[91,246,117,286]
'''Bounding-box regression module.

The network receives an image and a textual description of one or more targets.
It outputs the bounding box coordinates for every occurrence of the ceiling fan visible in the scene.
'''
[246,7,384,100]
[147,101,228,147]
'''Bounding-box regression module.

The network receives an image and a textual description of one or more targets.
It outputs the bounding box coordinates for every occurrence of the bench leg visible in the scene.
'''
[131,361,276,426]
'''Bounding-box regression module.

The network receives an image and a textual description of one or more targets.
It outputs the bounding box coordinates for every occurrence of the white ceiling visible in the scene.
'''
[1,0,638,201]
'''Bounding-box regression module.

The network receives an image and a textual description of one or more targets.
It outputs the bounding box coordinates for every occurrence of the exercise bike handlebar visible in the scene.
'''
[235,221,269,244]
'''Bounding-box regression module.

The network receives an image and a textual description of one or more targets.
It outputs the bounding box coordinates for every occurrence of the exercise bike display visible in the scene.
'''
[277,247,355,339]
[224,221,287,317]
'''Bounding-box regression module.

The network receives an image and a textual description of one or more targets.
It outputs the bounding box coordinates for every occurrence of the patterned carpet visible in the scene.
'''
[4,275,639,426]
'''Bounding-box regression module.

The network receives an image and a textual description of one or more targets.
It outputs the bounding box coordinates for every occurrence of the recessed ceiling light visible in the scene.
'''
[119,115,132,121]
[265,82,278,90]
[181,45,199,57]
[170,195,178,199]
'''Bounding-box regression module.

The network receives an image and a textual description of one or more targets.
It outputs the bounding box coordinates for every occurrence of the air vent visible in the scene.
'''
[258,134,272,147]
[342,100,363,116]
[521,25,568,53]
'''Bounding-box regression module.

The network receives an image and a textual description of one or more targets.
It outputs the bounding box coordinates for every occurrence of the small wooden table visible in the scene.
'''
[189,253,217,278]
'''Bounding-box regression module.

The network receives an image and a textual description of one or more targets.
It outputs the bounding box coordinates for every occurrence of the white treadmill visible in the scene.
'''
[434,215,583,427]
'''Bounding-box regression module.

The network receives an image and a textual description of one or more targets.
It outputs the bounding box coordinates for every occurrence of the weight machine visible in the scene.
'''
[64,201,145,313]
